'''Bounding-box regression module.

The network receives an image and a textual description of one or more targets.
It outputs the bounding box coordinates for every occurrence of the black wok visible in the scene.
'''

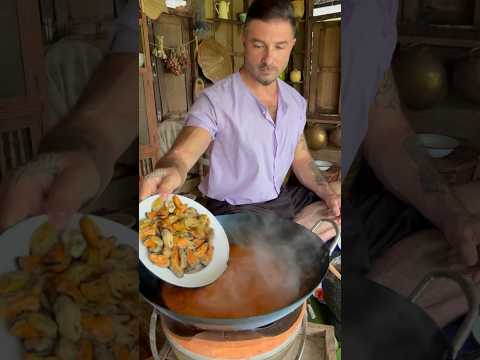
[343,271,479,360]
[140,212,339,332]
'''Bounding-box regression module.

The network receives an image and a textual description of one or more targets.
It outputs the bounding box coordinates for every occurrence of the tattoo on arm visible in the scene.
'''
[403,136,449,194]
[374,69,401,111]
[296,134,329,188]
[310,161,328,187]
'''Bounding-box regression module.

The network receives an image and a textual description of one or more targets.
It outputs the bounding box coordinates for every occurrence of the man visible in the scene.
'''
[342,0,480,327]
[140,0,340,237]
[0,0,138,231]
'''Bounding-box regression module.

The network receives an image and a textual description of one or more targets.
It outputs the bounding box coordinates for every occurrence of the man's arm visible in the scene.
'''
[154,126,212,182]
[364,68,478,264]
[291,136,340,216]
[39,53,138,191]
[139,126,212,199]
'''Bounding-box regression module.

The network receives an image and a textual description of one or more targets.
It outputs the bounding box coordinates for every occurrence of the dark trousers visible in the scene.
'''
[343,159,432,274]
[205,182,320,221]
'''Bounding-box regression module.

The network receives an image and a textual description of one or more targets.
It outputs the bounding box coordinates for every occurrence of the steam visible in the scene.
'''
[161,213,327,319]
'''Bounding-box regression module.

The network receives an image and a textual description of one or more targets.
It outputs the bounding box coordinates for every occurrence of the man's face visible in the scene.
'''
[242,19,296,86]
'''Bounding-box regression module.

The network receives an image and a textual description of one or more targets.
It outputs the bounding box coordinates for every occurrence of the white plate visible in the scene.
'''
[139,194,229,288]
[314,160,333,171]
[416,133,460,158]
[0,213,138,360]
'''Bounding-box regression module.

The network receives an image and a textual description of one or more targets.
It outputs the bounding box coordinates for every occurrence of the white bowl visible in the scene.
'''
[416,133,459,158]
[139,194,229,288]
[314,160,333,171]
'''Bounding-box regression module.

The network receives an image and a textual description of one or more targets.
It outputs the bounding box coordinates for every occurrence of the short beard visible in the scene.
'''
[257,77,275,86]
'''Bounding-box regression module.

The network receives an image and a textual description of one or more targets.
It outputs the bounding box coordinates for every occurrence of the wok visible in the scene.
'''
[343,271,479,360]
[140,212,339,332]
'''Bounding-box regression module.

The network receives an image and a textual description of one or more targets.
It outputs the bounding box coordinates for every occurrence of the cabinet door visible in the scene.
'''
[0,0,47,180]
[139,13,159,178]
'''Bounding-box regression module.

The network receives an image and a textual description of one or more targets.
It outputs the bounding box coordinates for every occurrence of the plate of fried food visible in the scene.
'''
[139,194,229,288]
[0,214,138,359]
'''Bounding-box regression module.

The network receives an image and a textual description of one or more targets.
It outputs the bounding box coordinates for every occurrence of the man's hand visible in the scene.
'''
[0,151,103,231]
[139,167,184,201]
[316,186,341,218]
[291,135,341,217]
[443,213,480,268]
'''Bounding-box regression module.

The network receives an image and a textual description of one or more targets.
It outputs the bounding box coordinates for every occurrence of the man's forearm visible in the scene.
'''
[39,53,138,188]
[292,136,335,197]
[365,70,466,228]
[153,126,213,183]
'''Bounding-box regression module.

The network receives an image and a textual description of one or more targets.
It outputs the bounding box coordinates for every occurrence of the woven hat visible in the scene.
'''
[198,38,233,83]
[140,0,168,20]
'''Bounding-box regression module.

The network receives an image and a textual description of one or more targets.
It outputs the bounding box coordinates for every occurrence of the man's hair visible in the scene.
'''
[245,0,296,34]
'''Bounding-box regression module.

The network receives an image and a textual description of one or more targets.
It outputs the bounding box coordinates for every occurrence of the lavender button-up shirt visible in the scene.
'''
[185,72,307,205]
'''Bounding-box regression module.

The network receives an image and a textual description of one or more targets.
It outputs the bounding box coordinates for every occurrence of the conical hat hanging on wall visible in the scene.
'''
[198,39,233,83]
[141,0,168,20]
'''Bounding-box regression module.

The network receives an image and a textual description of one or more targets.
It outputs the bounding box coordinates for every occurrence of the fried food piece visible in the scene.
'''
[170,247,184,278]
[174,237,190,249]
[54,296,82,342]
[30,222,59,257]
[55,337,77,359]
[148,254,169,268]
[0,271,30,296]
[42,243,72,273]
[63,262,95,286]
[108,270,138,298]
[192,238,206,249]
[82,314,114,343]
[98,236,116,259]
[113,343,130,360]
[139,225,156,241]
[151,197,165,211]
[23,336,56,354]
[61,229,87,259]
[172,195,187,212]
[200,245,214,266]
[143,236,162,252]
[161,229,174,249]
[55,278,84,303]
[17,256,44,273]
[80,277,115,305]
[186,248,200,268]
[77,338,94,360]
[194,243,209,258]
[10,313,58,339]
[79,216,102,249]
[3,293,41,321]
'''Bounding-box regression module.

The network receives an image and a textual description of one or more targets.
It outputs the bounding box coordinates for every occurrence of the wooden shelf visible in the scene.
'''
[310,145,341,164]
[398,22,480,48]
[307,114,341,125]
[205,18,243,25]
[405,92,480,152]
[310,15,341,22]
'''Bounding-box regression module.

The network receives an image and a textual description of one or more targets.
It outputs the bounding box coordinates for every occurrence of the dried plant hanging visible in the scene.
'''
[156,37,197,76]
[162,47,189,76]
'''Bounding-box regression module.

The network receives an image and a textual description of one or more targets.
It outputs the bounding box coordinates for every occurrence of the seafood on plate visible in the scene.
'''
[139,195,215,278]
[0,215,139,359]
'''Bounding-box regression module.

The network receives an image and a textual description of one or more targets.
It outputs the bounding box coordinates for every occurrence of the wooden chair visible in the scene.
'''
[0,98,43,181]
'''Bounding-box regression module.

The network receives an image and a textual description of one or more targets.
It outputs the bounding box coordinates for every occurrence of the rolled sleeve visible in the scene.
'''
[184,93,219,139]
[299,97,307,142]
